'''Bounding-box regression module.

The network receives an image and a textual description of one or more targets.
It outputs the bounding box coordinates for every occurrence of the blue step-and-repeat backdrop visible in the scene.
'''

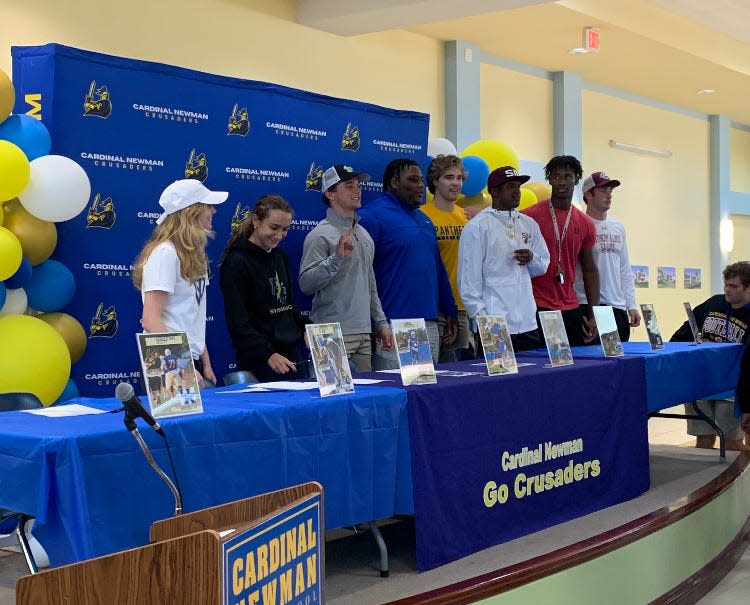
[12,43,429,398]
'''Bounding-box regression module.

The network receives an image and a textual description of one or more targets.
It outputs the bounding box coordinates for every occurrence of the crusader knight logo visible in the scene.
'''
[305,162,324,191]
[184,148,208,182]
[341,122,360,151]
[83,80,112,118]
[86,193,116,229]
[231,202,251,233]
[89,302,119,337]
[227,103,250,136]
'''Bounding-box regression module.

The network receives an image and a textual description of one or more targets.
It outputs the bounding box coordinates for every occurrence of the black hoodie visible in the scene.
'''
[670,294,750,344]
[219,237,306,372]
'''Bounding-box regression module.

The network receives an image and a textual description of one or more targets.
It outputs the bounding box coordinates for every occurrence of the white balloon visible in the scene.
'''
[0,287,28,317]
[427,137,458,158]
[18,155,91,222]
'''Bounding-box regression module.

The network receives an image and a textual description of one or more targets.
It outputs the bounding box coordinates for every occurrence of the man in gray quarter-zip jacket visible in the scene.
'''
[300,164,394,371]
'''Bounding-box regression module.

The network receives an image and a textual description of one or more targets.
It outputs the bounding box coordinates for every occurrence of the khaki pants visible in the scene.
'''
[343,333,373,372]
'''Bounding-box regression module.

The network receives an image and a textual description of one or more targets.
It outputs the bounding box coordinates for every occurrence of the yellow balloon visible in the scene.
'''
[457,191,491,209]
[0,225,22,281]
[0,68,13,124]
[519,188,538,211]
[0,314,71,405]
[461,139,520,172]
[1,198,57,265]
[38,312,88,364]
[0,141,30,202]
[522,181,552,203]
[0,202,3,225]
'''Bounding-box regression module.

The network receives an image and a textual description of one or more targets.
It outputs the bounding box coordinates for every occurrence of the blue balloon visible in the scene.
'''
[4,256,32,289]
[0,114,52,161]
[52,378,80,406]
[0,282,6,310]
[461,155,490,196]
[23,259,75,312]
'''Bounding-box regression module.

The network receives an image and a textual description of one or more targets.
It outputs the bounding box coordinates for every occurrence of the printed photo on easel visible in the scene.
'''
[640,304,664,349]
[476,315,518,375]
[592,306,624,357]
[391,318,437,385]
[538,310,574,367]
[306,323,354,397]
[136,332,203,418]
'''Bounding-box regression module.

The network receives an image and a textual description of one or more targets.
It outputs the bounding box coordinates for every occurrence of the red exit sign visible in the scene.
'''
[584,27,600,52]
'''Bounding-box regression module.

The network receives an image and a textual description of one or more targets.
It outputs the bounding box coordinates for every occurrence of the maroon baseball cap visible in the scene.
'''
[583,171,621,193]
[487,166,530,189]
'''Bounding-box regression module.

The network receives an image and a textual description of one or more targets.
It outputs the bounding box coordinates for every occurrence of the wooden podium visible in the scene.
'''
[16,482,324,604]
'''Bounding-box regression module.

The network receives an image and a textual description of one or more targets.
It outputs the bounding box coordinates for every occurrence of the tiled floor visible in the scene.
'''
[1,410,747,604]
[647,408,750,604]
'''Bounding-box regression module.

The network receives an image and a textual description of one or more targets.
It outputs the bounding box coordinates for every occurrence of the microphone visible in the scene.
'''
[115,382,165,436]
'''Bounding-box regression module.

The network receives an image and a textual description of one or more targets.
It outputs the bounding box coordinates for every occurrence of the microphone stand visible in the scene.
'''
[123,412,183,515]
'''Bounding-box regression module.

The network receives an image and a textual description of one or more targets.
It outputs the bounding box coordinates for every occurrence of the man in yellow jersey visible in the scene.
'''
[422,155,474,361]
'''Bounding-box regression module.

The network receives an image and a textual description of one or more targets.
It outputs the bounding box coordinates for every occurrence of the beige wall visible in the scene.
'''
[0,0,444,136]
[730,127,750,193]
[479,64,553,163]
[730,128,750,263]
[0,2,730,339]
[731,215,750,262]
[583,91,710,338]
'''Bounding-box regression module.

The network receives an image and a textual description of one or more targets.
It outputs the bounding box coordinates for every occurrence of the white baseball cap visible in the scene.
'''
[156,179,228,225]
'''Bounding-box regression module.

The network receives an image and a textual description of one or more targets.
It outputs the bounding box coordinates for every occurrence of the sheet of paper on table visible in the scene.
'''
[23,404,108,417]
[217,381,319,393]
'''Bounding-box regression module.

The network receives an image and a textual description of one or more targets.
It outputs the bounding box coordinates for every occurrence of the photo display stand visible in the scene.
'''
[592,306,624,357]
[136,332,203,419]
[305,322,354,397]
[538,310,574,367]
[391,318,437,385]
[640,303,664,349]
[476,314,518,375]
[683,302,703,344]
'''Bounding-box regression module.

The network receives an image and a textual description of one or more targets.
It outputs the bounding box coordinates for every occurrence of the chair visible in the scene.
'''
[223,370,260,386]
[0,391,44,412]
[0,392,45,573]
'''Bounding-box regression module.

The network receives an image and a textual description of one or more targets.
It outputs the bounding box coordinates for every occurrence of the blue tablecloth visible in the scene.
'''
[3,341,719,570]
[525,341,743,412]
[0,385,409,566]
[364,356,651,571]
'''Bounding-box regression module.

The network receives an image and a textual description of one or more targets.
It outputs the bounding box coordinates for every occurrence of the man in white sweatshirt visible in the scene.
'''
[574,171,641,341]
[458,167,550,351]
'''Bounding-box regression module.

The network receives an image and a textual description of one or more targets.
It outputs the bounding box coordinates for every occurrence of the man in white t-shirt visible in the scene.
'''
[574,171,641,341]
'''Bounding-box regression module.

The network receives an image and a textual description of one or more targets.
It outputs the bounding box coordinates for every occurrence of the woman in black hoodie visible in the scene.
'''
[219,194,308,382]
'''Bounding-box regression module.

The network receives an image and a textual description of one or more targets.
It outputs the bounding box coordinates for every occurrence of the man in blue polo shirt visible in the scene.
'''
[358,158,457,369]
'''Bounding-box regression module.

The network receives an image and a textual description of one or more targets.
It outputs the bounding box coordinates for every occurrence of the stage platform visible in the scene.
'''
[3,413,749,604]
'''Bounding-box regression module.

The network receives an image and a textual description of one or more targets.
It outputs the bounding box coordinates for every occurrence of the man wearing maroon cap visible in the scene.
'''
[574,171,641,341]
[522,155,599,346]
[458,166,550,351]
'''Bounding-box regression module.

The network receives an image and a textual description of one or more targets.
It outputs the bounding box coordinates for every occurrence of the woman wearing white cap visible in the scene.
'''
[133,179,228,386]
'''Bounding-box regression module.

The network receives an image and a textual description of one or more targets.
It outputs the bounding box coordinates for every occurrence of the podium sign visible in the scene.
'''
[224,493,322,605]
[16,483,324,605]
